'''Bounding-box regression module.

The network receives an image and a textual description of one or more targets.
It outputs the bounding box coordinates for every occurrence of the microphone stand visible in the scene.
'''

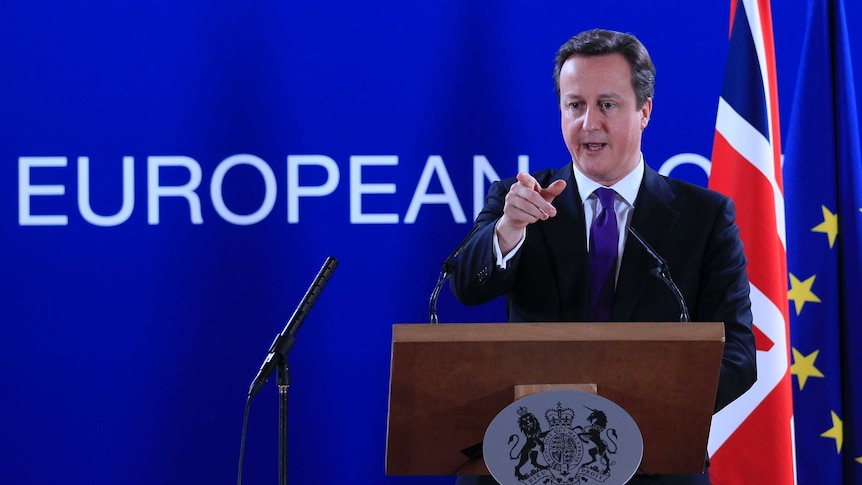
[429,224,480,323]
[247,257,338,485]
[277,360,292,485]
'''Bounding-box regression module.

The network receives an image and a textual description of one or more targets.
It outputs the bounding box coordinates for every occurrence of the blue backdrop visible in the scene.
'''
[1,1,860,483]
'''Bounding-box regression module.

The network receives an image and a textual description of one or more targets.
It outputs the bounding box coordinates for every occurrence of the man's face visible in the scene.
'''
[559,53,652,186]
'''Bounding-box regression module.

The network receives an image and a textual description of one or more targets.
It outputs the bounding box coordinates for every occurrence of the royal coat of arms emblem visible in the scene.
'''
[483,390,642,485]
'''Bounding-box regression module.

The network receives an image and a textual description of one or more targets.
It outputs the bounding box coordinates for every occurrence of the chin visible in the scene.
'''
[578,160,612,175]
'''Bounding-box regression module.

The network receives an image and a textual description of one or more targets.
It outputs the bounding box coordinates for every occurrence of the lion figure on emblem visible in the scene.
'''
[508,407,549,480]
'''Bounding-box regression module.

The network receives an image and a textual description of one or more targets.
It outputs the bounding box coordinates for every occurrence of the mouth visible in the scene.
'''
[582,143,607,152]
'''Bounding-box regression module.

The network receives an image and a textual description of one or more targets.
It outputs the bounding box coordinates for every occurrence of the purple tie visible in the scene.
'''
[588,188,618,321]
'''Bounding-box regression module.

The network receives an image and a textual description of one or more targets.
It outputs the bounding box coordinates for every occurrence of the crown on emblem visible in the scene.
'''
[516,406,529,417]
[545,402,575,428]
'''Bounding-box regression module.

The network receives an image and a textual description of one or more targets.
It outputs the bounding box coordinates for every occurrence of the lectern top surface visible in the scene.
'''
[393,322,724,343]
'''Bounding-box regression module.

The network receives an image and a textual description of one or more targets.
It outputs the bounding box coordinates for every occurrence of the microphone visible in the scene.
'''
[429,224,481,324]
[248,256,338,398]
[627,227,690,322]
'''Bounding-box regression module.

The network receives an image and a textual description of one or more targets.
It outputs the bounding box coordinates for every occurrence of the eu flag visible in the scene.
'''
[785,0,862,483]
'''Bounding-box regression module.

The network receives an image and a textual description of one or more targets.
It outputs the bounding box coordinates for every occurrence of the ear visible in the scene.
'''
[640,97,653,129]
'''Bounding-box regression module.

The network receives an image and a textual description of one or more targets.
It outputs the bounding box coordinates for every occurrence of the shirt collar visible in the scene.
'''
[572,155,644,207]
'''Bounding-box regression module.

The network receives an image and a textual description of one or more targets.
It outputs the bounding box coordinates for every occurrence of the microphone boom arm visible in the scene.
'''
[628,227,690,322]
[429,224,481,324]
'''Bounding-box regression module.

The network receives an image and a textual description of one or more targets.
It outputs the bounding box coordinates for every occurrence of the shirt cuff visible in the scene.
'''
[493,224,526,269]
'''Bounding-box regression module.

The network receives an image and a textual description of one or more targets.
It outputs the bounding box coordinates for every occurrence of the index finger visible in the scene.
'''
[515,172,540,191]
[511,172,555,218]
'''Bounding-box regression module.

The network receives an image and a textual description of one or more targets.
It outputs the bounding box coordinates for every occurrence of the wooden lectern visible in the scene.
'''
[385,322,724,477]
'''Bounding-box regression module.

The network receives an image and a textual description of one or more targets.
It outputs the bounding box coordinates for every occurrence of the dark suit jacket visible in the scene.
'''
[451,163,756,412]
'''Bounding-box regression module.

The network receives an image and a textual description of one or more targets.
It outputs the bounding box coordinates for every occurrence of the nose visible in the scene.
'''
[582,106,602,131]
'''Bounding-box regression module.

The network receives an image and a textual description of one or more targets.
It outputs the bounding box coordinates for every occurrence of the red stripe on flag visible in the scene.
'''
[752,323,774,352]
[756,0,784,179]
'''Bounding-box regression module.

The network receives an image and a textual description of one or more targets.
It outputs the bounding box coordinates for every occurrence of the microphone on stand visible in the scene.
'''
[248,256,339,398]
[627,227,690,322]
[429,224,481,324]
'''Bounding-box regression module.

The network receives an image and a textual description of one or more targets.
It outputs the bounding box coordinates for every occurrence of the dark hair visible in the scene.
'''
[553,29,655,108]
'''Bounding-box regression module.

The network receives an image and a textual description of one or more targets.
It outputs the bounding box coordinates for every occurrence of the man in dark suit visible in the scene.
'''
[451,29,757,485]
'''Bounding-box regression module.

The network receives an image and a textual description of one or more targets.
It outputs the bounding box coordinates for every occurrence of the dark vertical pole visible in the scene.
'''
[277,362,290,485]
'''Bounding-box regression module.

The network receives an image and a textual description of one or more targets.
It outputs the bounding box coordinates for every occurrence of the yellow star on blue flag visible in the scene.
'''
[811,205,838,248]
[791,348,825,390]
[788,273,820,315]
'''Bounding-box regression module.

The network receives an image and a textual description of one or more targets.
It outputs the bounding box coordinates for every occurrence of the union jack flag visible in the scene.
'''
[707,0,795,482]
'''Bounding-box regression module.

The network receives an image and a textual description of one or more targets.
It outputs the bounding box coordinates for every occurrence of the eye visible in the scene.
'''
[567,102,582,110]
[601,101,616,110]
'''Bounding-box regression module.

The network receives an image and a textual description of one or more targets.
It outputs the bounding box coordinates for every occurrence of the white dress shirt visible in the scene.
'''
[494,156,646,285]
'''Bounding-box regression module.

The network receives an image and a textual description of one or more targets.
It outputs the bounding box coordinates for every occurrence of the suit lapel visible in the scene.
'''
[613,167,680,321]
